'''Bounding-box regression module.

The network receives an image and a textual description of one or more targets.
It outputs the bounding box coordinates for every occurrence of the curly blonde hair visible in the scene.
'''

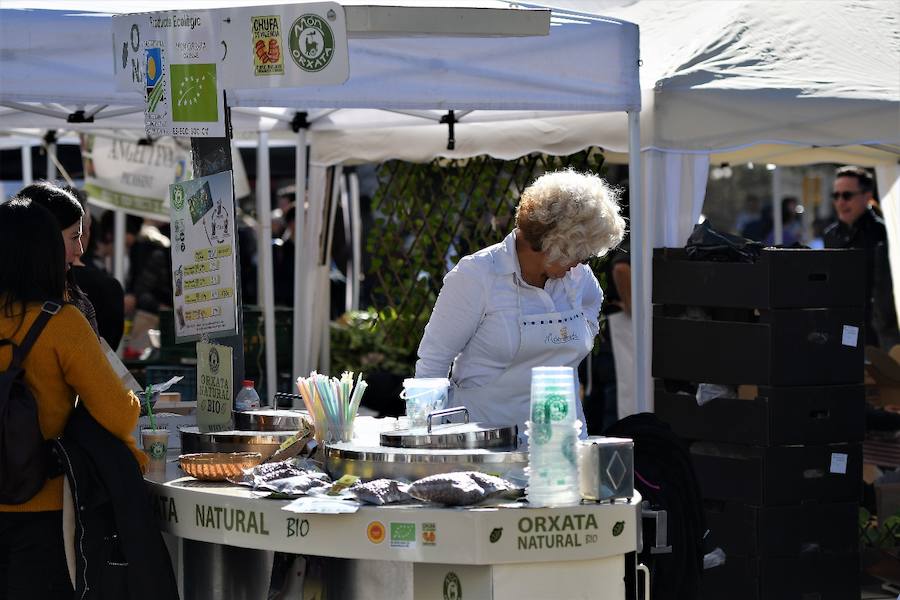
[515,169,626,264]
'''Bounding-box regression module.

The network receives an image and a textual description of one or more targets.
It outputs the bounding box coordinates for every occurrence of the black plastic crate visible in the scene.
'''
[653,247,865,309]
[653,307,865,386]
[704,500,858,557]
[690,441,861,505]
[655,383,865,446]
[702,552,860,600]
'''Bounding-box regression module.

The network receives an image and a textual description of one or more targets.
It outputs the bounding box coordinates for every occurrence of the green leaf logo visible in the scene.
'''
[489,527,502,543]
[170,63,218,122]
[612,521,625,537]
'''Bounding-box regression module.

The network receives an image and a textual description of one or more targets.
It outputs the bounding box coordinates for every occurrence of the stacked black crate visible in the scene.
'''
[652,247,866,600]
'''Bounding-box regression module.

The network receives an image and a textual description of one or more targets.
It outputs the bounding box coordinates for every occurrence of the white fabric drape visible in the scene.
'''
[642,150,709,248]
[875,163,900,323]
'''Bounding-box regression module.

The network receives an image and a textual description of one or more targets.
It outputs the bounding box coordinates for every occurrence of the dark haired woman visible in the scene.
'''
[0,198,146,599]
[16,181,100,337]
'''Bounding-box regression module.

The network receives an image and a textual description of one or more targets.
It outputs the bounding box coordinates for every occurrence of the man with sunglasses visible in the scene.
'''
[824,166,899,349]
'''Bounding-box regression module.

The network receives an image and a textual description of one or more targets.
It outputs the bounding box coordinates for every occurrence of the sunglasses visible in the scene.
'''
[832,190,861,201]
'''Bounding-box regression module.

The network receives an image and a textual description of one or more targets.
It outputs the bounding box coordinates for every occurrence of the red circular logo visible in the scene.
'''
[367,521,385,544]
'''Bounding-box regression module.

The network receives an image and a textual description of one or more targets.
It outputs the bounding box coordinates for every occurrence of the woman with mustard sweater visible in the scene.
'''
[0,198,147,599]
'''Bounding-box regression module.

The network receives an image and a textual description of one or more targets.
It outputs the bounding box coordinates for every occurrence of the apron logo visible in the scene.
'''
[545,325,579,345]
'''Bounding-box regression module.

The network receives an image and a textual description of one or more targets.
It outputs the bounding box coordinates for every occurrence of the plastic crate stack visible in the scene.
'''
[652,247,866,600]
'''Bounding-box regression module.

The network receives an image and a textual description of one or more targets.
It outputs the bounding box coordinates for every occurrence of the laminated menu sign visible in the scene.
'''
[169,171,238,342]
[197,341,233,431]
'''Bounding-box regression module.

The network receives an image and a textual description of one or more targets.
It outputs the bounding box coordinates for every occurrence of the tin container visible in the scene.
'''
[577,436,635,502]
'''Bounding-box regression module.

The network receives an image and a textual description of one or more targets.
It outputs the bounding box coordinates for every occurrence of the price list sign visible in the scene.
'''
[169,171,238,342]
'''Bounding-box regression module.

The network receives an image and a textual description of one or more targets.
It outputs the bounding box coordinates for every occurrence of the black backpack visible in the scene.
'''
[605,413,706,600]
[0,301,61,504]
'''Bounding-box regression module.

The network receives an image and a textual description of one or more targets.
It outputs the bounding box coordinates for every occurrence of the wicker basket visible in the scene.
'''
[178,452,262,481]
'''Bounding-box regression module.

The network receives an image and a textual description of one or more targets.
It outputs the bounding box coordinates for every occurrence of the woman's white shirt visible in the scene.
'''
[415,230,603,388]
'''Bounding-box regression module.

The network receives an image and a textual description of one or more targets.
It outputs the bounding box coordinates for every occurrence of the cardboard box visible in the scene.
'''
[154,392,196,416]
[135,413,196,450]
[655,383,865,445]
[653,248,866,310]
[702,552,860,600]
[653,307,865,386]
[704,500,858,556]
[690,441,861,505]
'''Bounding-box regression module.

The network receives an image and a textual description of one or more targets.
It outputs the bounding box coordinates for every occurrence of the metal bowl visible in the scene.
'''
[233,408,310,432]
[179,427,297,461]
[325,441,528,481]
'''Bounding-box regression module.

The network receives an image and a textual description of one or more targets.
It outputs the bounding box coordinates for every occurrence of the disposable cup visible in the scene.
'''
[141,428,169,462]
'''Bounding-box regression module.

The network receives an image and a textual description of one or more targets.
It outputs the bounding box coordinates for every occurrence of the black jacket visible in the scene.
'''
[51,405,179,600]
[824,208,899,349]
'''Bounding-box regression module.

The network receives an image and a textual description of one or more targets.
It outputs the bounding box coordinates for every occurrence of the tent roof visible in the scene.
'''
[0,1,640,130]
[309,1,900,165]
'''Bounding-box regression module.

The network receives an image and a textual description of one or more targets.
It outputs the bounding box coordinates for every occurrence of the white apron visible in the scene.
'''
[449,274,592,441]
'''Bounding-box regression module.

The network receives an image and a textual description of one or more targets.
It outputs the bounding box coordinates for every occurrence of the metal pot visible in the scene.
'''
[324,407,525,480]
[379,407,517,450]
[233,408,310,432]
[179,427,297,461]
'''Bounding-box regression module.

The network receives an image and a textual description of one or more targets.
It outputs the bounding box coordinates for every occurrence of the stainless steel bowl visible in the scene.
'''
[325,441,528,481]
[233,408,310,432]
[179,427,297,461]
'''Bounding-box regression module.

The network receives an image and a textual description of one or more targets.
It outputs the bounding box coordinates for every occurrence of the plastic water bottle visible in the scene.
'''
[235,380,261,411]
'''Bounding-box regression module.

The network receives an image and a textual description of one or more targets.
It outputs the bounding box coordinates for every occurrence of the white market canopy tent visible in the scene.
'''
[0,1,651,407]
[4,1,896,412]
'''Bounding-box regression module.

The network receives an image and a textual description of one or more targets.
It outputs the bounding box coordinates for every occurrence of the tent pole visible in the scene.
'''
[340,173,352,314]
[46,136,57,181]
[349,172,362,312]
[20,145,32,186]
[628,110,651,413]
[772,167,783,244]
[256,130,277,401]
[292,128,308,392]
[113,210,126,285]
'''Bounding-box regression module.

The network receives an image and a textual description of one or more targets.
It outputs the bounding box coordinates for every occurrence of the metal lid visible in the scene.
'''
[380,407,517,450]
[326,441,527,465]
[234,409,310,432]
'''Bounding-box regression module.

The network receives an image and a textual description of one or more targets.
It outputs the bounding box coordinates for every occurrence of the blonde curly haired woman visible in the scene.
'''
[416,169,626,438]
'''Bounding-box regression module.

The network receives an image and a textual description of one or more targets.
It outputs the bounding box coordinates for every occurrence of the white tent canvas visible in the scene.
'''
[0,1,646,405]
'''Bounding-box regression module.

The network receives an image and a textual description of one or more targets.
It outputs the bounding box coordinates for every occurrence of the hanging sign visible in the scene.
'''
[196,341,233,431]
[169,171,238,342]
[113,3,348,112]
[80,134,191,219]
[112,10,226,137]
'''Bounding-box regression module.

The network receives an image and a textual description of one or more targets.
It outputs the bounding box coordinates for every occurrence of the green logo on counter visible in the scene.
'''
[443,571,462,600]
[390,522,415,548]
[489,527,503,543]
[612,521,625,537]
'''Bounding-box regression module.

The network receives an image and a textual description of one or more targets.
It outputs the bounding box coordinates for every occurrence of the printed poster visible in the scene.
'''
[80,134,191,219]
[169,171,238,342]
[196,341,233,431]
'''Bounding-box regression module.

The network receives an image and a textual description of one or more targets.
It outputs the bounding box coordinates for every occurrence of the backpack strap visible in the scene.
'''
[9,301,62,369]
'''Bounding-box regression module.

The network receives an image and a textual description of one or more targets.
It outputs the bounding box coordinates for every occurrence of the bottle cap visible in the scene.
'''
[242,379,254,388]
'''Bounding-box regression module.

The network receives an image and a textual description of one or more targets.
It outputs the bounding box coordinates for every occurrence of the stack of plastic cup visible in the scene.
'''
[525,366,582,507]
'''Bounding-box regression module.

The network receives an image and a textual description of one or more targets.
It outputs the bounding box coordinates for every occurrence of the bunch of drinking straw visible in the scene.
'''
[295,371,368,441]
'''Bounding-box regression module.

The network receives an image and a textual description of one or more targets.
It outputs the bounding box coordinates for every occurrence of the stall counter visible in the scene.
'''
[147,460,643,600]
